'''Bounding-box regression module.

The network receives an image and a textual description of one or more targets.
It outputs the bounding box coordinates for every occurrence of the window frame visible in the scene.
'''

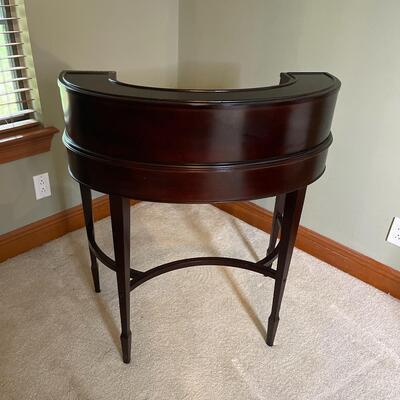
[0,1,57,163]
[1,0,37,132]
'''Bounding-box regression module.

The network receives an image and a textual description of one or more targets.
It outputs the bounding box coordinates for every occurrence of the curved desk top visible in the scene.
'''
[59,71,340,203]
[59,71,339,105]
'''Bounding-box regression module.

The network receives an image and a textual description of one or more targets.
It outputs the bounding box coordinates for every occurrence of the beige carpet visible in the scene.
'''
[1,203,400,400]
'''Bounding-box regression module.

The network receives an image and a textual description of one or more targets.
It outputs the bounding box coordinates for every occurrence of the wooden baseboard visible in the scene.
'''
[2,197,399,300]
[0,196,138,263]
[214,201,400,299]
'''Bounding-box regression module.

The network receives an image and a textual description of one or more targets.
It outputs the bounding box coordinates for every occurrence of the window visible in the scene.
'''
[0,1,36,132]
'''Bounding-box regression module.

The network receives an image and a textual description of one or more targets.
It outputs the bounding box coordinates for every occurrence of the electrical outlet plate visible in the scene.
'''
[386,217,400,247]
[33,173,51,200]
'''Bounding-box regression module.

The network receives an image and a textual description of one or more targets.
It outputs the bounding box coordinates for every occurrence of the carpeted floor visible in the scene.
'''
[1,203,400,400]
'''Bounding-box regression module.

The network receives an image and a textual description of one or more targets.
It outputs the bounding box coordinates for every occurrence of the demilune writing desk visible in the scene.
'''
[58,71,340,363]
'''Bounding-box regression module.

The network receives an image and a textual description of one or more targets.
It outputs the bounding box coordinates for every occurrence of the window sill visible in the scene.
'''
[0,124,59,164]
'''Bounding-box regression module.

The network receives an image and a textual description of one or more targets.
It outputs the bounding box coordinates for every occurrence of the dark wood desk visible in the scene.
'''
[59,71,340,363]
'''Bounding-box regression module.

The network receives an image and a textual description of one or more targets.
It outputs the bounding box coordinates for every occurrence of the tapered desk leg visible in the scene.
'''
[266,188,306,346]
[110,195,132,364]
[267,194,286,255]
[80,184,101,293]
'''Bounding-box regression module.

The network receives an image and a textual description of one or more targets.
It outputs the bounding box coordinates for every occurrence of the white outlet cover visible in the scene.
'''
[33,173,51,200]
[386,217,400,247]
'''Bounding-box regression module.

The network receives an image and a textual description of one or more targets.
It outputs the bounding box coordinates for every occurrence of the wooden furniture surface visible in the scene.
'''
[59,71,340,363]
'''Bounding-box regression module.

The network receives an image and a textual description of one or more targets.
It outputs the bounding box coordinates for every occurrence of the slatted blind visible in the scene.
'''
[0,1,36,132]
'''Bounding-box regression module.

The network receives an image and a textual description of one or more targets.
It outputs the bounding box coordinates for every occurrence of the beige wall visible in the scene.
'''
[178,0,400,268]
[0,0,179,234]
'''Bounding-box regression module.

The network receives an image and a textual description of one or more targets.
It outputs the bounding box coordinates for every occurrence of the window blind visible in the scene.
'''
[0,1,36,132]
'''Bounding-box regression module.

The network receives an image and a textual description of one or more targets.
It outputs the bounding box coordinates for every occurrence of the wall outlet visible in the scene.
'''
[33,173,51,200]
[386,217,400,247]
